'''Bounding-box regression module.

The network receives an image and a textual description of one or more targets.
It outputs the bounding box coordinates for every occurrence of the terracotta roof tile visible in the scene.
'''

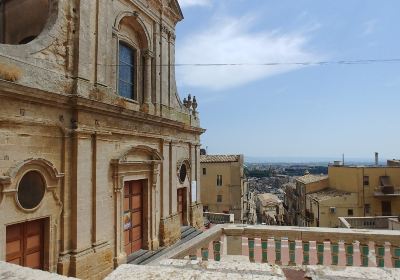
[200,155,240,163]
[308,188,352,201]
[296,174,328,184]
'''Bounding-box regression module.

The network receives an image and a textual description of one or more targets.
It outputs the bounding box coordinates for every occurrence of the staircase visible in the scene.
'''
[128,226,202,265]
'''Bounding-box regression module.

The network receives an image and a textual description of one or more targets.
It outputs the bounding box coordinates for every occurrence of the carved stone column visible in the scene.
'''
[141,50,153,113]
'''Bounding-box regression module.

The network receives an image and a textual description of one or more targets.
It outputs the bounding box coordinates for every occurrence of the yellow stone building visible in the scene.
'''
[286,162,400,228]
[200,155,257,224]
[0,0,204,278]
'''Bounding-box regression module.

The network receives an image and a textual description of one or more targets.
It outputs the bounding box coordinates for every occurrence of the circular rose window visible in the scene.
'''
[179,163,187,183]
[17,171,45,210]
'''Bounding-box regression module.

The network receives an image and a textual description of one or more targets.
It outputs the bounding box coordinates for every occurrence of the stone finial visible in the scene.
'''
[192,96,198,115]
[187,94,192,108]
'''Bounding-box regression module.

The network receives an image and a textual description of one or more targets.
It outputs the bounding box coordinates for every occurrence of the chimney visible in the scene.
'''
[375,152,379,166]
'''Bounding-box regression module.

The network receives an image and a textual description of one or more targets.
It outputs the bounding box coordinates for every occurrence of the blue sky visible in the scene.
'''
[176,0,400,161]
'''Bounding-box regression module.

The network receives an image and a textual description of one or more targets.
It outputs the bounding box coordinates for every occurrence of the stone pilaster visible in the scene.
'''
[189,202,203,230]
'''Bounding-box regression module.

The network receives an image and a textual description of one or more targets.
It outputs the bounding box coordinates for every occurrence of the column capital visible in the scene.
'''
[143,49,154,59]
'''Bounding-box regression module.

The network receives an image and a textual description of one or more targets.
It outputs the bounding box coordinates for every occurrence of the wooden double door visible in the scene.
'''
[6,219,45,270]
[124,180,144,256]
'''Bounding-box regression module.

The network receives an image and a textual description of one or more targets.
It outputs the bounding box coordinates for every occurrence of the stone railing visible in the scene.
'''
[203,212,234,224]
[149,224,400,268]
[388,218,400,230]
[374,186,400,196]
[339,216,398,229]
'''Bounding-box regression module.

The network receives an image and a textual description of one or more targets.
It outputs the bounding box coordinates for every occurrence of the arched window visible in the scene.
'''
[118,42,136,100]
[0,0,49,45]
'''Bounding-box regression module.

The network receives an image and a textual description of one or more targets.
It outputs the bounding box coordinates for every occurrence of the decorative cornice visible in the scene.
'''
[0,80,205,135]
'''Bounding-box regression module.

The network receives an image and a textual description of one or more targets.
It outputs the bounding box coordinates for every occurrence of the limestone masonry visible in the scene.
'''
[0,0,204,278]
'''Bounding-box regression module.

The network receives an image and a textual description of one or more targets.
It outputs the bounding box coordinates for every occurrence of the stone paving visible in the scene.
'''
[0,262,77,280]
[106,258,285,280]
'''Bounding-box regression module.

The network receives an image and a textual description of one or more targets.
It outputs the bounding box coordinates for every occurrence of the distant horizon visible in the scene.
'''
[178,1,400,158]
[244,155,397,164]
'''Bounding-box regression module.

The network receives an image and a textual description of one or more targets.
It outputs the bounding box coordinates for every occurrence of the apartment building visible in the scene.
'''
[200,155,257,224]
[285,161,400,227]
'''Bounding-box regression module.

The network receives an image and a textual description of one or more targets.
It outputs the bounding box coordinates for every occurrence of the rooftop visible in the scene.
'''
[308,188,352,201]
[200,155,240,163]
[257,193,281,206]
[296,174,328,184]
[282,182,296,190]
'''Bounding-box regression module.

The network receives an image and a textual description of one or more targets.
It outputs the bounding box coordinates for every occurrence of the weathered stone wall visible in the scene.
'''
[69,245,113,280]
[159,213,181,247]
[0,0,203,278]
[190,203,204,230]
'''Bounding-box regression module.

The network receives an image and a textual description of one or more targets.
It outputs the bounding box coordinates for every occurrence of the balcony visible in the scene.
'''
[147,224,400,270]
[203,212,234,224]
[374,186,400,197]
[339,216,400,230]
[3,224,400,279]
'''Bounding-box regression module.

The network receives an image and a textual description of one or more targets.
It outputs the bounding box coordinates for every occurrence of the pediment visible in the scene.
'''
[114,145,163,165]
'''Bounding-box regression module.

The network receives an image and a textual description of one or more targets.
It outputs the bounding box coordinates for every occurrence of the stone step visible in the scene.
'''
[141,228,202,265]
[128,227,203,265]
[181,228,197,239]
[107,259,286,279]
[126,249,147,264]
[129,250,160,265]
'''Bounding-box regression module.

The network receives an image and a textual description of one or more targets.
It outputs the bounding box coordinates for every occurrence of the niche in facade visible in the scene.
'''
[17,171,46,210]
[0,0,50,44]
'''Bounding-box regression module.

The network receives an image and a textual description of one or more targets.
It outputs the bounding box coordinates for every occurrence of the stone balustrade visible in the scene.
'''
[149,224,400,269]
[389,218,400,230]
[204,212,234,224]
[339,216,399,229]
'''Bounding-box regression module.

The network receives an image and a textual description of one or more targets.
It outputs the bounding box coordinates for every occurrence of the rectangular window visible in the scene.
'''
[119,43,136,100]
[203,168,206,175]
[364,204,371,215]
[348,209,354,216]
[363,176,369,186]
[217,195,222,203]
[217,175,222,186]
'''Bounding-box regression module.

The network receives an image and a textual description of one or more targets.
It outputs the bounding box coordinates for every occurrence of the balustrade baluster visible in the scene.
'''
[275,238,282,265]
[391,244,400,268]
[201,246,209,261]
[331,242,339,265]
[189,249,197,260]
[375,243,385,267]
[261,239,268,263]
[248,238,255,263]
[360,243,369,267]
[289,240,296,265]
[317,242,324,265]
[303,241,310,265]
[213,240,221,261]
[345,242,354,266]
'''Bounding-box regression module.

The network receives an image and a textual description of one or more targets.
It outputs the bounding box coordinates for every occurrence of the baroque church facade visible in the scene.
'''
[0,0,204,278]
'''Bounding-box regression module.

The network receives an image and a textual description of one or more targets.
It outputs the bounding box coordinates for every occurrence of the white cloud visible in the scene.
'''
[178,0,211,8]
[176,17,322,91]
[363,19,378,36]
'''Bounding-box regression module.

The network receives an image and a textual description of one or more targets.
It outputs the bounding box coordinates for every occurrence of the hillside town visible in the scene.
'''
[0,0,399,279]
